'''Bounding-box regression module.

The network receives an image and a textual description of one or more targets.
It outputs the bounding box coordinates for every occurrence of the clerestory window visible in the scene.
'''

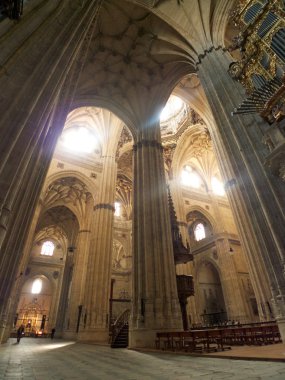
[41,241,55,256]
[181,166,203,189]
[194,223,206,241]
[211,177,225,196]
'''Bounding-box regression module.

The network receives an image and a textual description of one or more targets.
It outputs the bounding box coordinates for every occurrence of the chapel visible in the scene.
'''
[0,0,284,349]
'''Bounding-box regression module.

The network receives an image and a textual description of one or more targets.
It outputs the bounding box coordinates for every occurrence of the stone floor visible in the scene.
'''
[205,342,285,361]
[0,338,285,380]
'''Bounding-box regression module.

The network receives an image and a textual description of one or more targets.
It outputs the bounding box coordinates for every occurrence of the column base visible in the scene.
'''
[0,318,11,344]
[0,326,9,344]
[129,327,182,349]
[129,328,157,348]
[276,318,285,344]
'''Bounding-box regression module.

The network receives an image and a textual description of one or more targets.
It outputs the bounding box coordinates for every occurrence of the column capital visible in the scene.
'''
[94,203,115,212]
[196,45,226,65]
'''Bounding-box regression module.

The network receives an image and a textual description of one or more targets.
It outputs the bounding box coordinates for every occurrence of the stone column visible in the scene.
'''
[130,128,182,348]
[197,48,285,338]
[78,156,117,343]
[63,197,93,338]
[56,253,74,336]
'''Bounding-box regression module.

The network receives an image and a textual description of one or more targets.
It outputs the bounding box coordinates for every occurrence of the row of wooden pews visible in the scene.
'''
[155,324,281,353]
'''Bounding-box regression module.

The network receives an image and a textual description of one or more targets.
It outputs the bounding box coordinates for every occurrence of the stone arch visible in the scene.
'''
[36,205,80,249]
[40,176,93,226]
[15,274,54,333]
[172,74,213,125]
[186,207,217,241]
[172,124,212,180]
[71,98,137,141]
[194,259,227,325]
[32,229,68,264]
[43,171,96,202]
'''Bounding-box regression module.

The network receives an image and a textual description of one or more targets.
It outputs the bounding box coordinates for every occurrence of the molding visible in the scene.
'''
[94,203,115,212]
[192,233,240,255]
[177,221,187,227]
[54,152,103,172]
[196,45,225,65]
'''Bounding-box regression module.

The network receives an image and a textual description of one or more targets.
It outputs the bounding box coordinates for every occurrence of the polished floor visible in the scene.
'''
[0,338,285,380]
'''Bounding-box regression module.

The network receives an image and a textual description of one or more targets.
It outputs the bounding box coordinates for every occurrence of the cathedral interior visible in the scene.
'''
[0,0,285,351]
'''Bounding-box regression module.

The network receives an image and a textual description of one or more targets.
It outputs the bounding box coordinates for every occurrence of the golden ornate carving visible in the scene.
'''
[230,0,285,122]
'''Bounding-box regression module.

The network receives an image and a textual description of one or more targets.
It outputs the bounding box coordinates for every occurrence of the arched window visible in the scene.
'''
[114,202,121,217]
[160,95,184,122]
[41,241,55,256]
[31,278,42,294]
[194,223,206,241]
[181,165,202,189]
[61,126,97,154]
[211,177,225,196]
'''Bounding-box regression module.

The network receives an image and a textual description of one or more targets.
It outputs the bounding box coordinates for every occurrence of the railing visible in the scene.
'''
[109,309,130,345]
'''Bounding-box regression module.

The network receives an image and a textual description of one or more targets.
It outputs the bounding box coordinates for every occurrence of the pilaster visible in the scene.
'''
[78,156,117,343]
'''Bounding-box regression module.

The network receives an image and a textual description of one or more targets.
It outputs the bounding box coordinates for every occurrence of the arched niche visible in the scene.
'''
[41,177,93,224]
[43,171,97,203]
[196,261,227,326]
[15,275,52,334]
[35,208,79,263]
[186,210,214,243]
[31,233,66,263]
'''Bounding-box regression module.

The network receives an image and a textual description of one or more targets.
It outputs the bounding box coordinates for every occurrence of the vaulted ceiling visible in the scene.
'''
[75,0,236,129]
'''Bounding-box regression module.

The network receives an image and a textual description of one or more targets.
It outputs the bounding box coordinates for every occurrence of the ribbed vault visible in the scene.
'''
[76,0,197,127]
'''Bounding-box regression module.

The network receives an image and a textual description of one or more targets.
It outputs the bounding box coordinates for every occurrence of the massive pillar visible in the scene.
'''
[0,0,102,343]
[197,48,285,338]
[78,156,117,343]
[75,110,123,344]
[130,126,182,348]
[62,196,93,338]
